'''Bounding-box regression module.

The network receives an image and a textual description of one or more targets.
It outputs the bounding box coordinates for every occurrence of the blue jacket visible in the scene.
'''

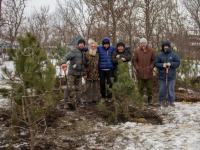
[97,37,115,70]
[154,40,180,81]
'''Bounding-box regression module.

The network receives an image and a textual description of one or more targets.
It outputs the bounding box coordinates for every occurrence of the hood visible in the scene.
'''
[161,40,172,53]
[101,36,110,45]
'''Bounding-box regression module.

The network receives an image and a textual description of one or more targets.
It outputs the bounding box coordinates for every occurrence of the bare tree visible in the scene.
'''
[85,0,130,45]
[118,0,138,48]
[138,0,166,41]
[0,0,2,26]
[1,0,27,48]
[183,0,200,30]
[24,6,52,48]
[56,0,97,43]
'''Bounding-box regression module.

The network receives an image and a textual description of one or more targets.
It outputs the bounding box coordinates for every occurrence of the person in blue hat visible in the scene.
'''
[154,40,180,107]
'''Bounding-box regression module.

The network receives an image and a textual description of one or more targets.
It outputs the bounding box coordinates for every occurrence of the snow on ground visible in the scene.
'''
[0,61,13,108]
[0,96,9,108]
[111,103,200,150]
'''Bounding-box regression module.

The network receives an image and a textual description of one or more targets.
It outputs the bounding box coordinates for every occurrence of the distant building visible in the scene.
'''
[0,40,19,50]
[68,36,81,48]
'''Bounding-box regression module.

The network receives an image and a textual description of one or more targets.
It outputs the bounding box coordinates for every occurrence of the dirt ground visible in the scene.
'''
[0,101,163,150]
[0,88,199,150]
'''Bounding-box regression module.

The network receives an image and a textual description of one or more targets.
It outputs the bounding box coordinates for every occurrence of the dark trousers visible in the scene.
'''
[64,75,82,103]
[85,80,99,102]
[99,70,113,98]
[138,78,153,97]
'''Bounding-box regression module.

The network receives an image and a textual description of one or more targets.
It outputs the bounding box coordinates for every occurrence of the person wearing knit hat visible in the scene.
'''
[132,38,156,105]
[97,36,115,102]
[154,40,180,107]
[61,38,86,109]
[111,42,131,82]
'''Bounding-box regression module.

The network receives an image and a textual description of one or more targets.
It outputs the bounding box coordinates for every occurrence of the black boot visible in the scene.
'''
[148,96,152,105]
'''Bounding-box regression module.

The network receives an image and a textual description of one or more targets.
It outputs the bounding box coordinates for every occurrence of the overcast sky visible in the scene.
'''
[25,0,57,16]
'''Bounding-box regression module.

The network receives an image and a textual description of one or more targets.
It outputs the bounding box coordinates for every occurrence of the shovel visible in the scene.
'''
[165,67,169,107]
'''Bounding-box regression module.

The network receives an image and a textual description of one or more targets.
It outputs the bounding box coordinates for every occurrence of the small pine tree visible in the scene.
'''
[176,57,199,100]
[4,33,56,150]
[98,61,143,122]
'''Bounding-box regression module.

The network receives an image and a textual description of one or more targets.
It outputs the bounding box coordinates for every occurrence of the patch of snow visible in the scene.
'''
[0,96,9,108]
[111,103,200,150]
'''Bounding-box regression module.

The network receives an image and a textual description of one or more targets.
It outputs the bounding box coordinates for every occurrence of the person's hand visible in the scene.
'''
[163,63,167,68]
[73,64,76,68]
[61,64,67,71]
[166,62,171,67]
[116,55,120,58]
[122,58,126,61]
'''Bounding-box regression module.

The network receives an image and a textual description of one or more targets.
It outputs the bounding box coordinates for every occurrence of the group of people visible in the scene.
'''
[61,36,180,109]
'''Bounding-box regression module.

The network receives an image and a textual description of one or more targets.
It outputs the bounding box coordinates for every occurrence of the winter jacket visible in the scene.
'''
[62,47,85,76]
[154,40,180,81]
[132,46,156,79]
[84,51,99,80]
[97,37,115,70]
[111,48,131,64]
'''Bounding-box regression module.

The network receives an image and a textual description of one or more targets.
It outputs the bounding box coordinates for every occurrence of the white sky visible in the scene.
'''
[25,0,58,16]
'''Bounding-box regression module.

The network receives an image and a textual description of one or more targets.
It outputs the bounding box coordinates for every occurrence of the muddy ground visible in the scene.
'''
[0,101,164,150]
[0,88,199,150]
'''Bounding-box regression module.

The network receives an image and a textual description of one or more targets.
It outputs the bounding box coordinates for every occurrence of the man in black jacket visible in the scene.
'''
[111,42,131,82]
[61,39,86,109]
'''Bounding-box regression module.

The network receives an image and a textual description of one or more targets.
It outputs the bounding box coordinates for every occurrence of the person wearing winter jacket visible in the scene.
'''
[84,41,99,104]
[98,37,115,101]
[154,40,180,107]
[61,39,86,108]
[111,42,131,82]
[132,38,156,105]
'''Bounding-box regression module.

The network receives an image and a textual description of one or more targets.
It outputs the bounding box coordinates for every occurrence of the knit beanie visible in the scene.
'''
[116,42,125,48]
[77,39,86,45]
[139,38,147,44]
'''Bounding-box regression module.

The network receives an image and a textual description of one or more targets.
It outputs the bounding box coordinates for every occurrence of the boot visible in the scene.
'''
[170,102,175,107]
[67,102,76,110]
[148,96,152,105]
[160,100,166,107]
[64,103,70,109]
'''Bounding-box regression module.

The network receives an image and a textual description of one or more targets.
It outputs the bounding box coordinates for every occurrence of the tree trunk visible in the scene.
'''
[145,0,150,41]
[110,0,116,45]
[0,0,2,19]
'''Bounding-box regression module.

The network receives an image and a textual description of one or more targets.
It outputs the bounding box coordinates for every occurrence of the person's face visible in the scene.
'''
[140,42,147,49]
[117,46,124,52]
[78,43,85,49]
[90,43,97,50]
[164,45,169,52]
[103,44,109,49]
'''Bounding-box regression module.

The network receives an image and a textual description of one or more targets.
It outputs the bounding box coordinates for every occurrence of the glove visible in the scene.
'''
[122,58,126,61]
[166,62,171,67]
[163,63,167,68]
[116,55,120,58]
[73,64,76,68]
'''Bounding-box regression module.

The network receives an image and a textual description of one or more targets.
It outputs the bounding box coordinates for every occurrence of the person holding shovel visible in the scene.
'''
[61,39,86,109]
[154,40,180,107]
